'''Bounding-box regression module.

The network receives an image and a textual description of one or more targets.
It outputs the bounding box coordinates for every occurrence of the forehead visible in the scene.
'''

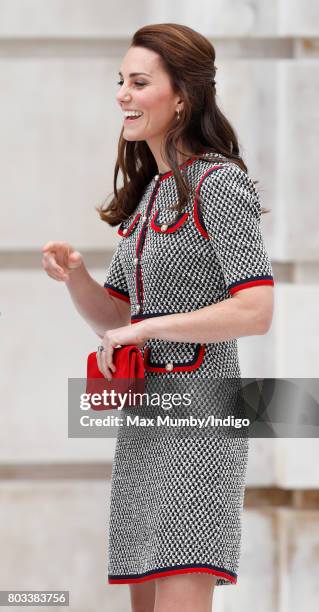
[119,46,163,76]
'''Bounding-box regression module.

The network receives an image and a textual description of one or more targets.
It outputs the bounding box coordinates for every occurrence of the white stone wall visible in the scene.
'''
[1,1,318,610]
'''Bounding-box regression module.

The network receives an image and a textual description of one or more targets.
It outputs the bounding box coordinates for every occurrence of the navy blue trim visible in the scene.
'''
[135,182,160,307]
[145,343,202,369]
[131,311,176,322]
[104,283,130,298]
[118,213,140,237]
[109,562,237,581]
[196,200,208,232]
[151,209,188,230]
[228,274,274,290]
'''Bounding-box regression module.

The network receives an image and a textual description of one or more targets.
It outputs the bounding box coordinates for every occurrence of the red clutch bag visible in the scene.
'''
[86,345,145,410]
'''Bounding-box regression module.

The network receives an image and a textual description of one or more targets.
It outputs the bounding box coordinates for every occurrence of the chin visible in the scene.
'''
[123,131,146,142]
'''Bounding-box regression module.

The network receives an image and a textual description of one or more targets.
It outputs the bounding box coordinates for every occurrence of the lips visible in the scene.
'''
[124,115,143,122]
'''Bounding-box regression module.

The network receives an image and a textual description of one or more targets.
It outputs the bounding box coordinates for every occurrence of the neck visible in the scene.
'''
[146,137,193,174]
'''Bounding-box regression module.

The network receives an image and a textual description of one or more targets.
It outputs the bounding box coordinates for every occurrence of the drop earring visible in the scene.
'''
[176,108,180,121]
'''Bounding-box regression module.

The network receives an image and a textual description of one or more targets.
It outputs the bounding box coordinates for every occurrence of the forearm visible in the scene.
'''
[65,263,127,336]
[143,297,265,344]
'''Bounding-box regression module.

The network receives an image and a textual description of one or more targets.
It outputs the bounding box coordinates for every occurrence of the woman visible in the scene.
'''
[42,23,274,612]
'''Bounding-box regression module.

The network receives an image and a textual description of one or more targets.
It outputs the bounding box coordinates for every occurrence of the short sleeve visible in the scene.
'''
[199,164,274,295]
[104,246,130,304]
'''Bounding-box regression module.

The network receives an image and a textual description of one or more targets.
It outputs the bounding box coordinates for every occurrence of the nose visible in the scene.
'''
[116,83,131,105]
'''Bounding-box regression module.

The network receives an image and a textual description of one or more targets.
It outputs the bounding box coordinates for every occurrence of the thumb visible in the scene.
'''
[68,250,82,269]
[136,341,145,350]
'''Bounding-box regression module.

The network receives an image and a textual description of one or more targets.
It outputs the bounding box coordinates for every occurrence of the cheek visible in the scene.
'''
[142,88,173,115]
[148,98,174,127]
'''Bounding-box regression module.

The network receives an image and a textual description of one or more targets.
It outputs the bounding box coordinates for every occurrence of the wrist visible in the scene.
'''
[141,316,161,341]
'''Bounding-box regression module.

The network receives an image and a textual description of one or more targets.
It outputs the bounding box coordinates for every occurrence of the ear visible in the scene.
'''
[175,93,184,113]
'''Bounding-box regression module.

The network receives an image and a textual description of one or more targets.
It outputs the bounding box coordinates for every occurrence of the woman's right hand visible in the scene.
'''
[41,241,83,282]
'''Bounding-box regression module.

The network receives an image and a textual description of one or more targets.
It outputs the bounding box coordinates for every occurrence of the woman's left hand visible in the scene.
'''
[97,321,149,380]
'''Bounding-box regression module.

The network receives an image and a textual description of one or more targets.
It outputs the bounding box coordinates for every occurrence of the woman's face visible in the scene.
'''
[116,46,182,143]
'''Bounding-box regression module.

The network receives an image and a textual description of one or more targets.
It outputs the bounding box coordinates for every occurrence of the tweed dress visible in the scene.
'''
[104,152,274,586]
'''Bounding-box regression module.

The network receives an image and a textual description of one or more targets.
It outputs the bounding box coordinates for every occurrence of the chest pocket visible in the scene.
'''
[147,209,193,266]
[150,210,189,234]
[118,213,141,237]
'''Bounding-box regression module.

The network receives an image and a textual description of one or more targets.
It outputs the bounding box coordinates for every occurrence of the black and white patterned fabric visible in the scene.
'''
[104,152,274,586]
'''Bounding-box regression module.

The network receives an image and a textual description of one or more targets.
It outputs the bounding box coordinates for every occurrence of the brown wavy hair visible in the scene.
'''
[97,23,269,225]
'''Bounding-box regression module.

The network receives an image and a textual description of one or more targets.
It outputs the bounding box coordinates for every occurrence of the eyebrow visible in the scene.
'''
[118,71,151,77]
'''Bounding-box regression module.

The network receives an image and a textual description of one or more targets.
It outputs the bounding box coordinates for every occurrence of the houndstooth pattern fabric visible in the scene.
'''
[104,152,274,586]
[105,152,274,379]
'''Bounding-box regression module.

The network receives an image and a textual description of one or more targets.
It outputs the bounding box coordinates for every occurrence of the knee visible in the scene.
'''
[131,605,152,612]
[130,600,154,612]
[129,581,156,612]
[154,572,217,611]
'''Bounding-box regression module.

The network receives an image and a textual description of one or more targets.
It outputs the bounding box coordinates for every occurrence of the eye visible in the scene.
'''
[117,80,146,88]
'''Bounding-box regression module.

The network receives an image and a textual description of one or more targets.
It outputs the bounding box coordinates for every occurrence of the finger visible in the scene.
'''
[42,241,57,252]
[96,349,104,376]
[106,344,114,375]
[42,241,66,254]
[63,244,70,269]
[45,270,67,282]
[42,256,65,280]
[103,355,113,380]
[108,347,117,373]
[52,244,72,269]
[96,349,108,378]
[97,348,112,381]
[42,252,67,278]
[41,242,70,270]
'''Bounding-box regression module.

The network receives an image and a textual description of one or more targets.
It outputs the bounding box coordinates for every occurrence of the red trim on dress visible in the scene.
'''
[108,566,237,584]
[105,286,130,303]
[158,156,197,182]
[193,165,225,238]
[150,210,189,233]
[118,213,141,237]
[144,344,205,373]
[135,221,144,304]
[135,183,160,310]
[229,278,274,295]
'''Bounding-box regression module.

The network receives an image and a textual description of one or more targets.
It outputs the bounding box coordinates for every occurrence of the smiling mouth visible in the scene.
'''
[124,115,143,122]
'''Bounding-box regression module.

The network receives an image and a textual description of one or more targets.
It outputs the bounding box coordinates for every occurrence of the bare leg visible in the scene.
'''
[154,572,218,612]
[129,580,156,612]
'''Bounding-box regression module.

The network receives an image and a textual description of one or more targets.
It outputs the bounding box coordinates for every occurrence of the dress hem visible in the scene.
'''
[108,563,237,585]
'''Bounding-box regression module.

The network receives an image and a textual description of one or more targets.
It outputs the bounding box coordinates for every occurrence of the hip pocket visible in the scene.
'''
[143,340,205,373]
